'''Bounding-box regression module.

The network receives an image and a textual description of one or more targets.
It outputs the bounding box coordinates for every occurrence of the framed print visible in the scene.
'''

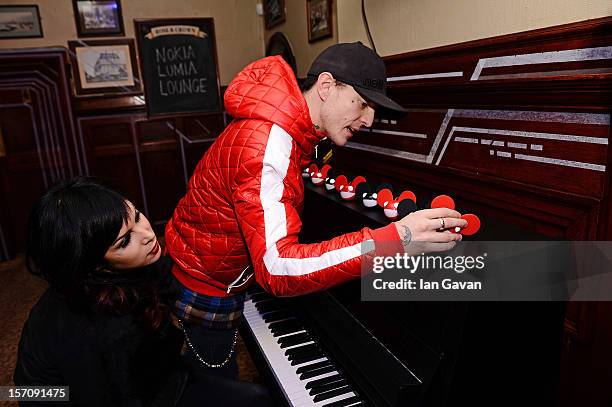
[0,5,43,39]
[135,18,221,117]
[72,0,124,37]
[307,0,333,43]
[263,0,285,29]
[68,39,141,97]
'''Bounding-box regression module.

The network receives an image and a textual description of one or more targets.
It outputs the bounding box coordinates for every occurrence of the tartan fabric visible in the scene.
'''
[174,286,245,329]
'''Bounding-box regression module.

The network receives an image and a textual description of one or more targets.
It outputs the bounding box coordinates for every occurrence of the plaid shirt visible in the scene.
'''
[174,285,246,330]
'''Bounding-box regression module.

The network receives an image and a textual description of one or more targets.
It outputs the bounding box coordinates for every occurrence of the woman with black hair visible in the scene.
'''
[14,177,271,407]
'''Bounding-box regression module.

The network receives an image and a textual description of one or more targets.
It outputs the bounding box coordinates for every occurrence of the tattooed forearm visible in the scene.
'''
[401,225,412,249]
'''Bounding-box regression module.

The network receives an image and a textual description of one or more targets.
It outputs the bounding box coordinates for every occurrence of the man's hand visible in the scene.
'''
[394,208,467,255]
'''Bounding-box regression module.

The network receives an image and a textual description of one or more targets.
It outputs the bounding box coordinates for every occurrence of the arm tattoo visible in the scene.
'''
[401,225,412,249]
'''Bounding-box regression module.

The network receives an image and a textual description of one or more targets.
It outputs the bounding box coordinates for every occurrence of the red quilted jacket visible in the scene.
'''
[165,56,401,297]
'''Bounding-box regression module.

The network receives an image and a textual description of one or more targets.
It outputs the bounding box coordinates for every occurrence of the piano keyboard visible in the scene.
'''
[243,289,365,407]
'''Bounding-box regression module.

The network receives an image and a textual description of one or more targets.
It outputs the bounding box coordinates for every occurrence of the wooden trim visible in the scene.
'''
[385,17,612,63]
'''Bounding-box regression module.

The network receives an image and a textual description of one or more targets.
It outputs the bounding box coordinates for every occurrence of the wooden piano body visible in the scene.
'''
[242,17,612,406]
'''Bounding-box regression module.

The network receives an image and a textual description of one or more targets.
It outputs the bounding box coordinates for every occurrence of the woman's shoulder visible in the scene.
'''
[22,289,97,346]
[16,289,99,385]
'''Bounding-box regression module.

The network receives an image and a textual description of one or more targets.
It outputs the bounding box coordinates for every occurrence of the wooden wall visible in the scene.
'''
[0,49,80,260]
[0,47,225,261]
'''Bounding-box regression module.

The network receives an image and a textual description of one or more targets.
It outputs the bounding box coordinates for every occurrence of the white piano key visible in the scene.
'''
[313,391,357,406]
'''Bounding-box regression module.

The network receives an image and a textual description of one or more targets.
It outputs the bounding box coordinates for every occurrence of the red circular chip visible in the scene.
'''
[460,214,481,236]
[431,195,455,210]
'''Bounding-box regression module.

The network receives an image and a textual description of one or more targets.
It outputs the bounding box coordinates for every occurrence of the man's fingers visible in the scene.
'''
[416,207,462,219]
[420,231,462,243]
[427,218,468,231]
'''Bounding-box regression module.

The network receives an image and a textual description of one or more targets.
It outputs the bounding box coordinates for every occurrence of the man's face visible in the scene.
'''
[319,81,375,146]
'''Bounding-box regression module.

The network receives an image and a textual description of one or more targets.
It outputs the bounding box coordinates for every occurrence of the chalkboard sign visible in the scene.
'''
[135,18,221,117]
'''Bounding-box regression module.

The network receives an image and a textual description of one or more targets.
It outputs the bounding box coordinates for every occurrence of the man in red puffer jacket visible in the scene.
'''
[166,42,466,377]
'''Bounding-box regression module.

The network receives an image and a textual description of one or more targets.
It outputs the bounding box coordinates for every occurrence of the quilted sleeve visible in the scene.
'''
[233,124,401,297]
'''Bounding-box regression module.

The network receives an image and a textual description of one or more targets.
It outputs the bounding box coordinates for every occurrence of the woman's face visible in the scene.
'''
[103,201,161,269]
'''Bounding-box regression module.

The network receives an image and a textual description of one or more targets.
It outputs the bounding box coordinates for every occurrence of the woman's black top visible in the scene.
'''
[14,257,186,407]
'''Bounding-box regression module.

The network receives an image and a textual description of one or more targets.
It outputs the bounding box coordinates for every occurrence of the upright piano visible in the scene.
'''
[241,17,612,406]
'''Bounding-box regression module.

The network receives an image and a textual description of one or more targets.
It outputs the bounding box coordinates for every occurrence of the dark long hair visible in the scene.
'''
[26,177,168,331]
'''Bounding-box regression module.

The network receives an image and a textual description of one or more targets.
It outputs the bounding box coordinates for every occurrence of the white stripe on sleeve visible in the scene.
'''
[260,124,372,276]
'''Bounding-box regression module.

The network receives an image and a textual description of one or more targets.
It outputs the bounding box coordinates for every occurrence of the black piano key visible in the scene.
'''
[272,321,304,337]
[285,343,319,357]
[289,349,324,364]
[278,332,311,348]
[306,373,343,389]
[300,365,337,380]
[285,343,313,360]
[288,347,324,362]
[272,327,303,337]
[253,298,278,308]
[268,318,298,331]
[249,292,270,302]
[255,299,282,313]
[291,352,323,366]
[252,296,274,304]
[296,360,332,375]
[259,309,284,318]
[309,378,348,395]
[264,309,292,323]
[322,395,362,407]
[313,385,352,402]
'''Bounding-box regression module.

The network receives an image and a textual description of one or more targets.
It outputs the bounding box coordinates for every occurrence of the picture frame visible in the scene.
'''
[0,5,43,39]
[307,0,333,43]
[68,39,141,97]
[263,0,285,29]
[72,0,124,37]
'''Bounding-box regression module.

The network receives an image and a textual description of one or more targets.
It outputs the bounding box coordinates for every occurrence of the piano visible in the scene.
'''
[241,17,612,407]
[242,182,565,407]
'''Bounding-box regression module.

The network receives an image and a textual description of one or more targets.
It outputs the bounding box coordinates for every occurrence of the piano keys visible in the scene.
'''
[242,287,366,406]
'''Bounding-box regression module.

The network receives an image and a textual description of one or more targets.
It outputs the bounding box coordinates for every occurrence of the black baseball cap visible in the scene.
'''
[307,42,407,114]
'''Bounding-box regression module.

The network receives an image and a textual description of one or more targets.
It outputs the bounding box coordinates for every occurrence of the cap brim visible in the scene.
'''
[354,87,408,114]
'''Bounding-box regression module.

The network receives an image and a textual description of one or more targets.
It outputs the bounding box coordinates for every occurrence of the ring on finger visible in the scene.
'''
[438,217,446,231]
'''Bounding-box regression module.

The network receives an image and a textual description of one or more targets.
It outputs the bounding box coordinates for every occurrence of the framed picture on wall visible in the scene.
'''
[0,5,43,39]
[263,0,285,29]
[72,0,124,37]
[307,0,333,43]
[68,39,141,97]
